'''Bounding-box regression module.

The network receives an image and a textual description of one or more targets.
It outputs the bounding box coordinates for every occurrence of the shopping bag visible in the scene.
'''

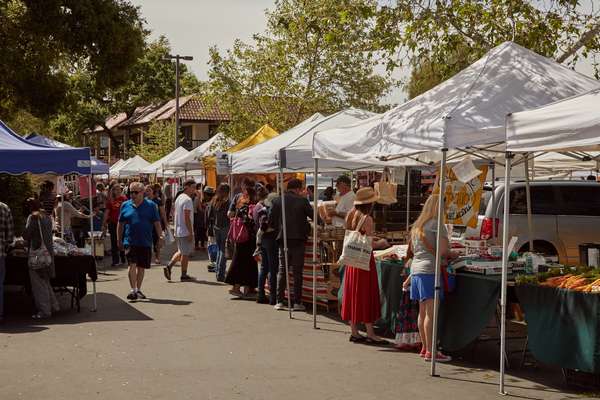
[28,219,52,269]
[338,215,372,271]
[164,229,175,245]
[228,217,249,244]
[375,168,397,205]
[208,243,218,262]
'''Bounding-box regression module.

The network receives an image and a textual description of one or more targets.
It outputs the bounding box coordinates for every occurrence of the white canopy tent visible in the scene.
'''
[110,158,125,170]
[231,109,382,174]
[313,42,600,164]
[165,133,236,171]
[312,41,600,390]
[141,146,189,176]
[115,155,151,177]
[230,108,388,322]
[494,87,600,393]
[507,88,600,153]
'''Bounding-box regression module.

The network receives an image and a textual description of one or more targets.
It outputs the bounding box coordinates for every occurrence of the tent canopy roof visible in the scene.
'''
[0,121,91,175]
[165,133,236,170]
[204,124,279,169]
[113,155,150,177]
[507,88,600,152]
[24,133,109,175]
[231,109,381,173]
[313,42,600,166]
[141,146,189,174]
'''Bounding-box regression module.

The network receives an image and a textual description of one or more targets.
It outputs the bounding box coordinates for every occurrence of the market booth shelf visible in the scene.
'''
[0,120,99,312]
[504,87,600,380]
[312,41,600,390]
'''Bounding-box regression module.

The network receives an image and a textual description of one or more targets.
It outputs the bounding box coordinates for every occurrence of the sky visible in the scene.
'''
[131,0,597,105]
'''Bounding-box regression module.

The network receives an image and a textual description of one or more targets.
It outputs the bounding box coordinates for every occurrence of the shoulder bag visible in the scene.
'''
[374,167,398,205]
[28,218,52,270]
[338,214,373,271]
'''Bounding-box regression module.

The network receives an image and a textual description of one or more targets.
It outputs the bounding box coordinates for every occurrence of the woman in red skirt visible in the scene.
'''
[341,187,390,345]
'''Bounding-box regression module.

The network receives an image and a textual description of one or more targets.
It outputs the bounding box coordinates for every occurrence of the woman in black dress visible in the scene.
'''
[225,180,258,297]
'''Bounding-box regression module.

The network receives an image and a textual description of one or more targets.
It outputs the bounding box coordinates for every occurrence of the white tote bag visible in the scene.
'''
[338,215,373,271]
[374,168,397,205]
[164,228,175,245]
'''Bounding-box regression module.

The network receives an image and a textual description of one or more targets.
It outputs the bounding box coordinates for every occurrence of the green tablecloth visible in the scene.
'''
[338,259,405,335]
[439,273,501,352]
[515,284,600,373]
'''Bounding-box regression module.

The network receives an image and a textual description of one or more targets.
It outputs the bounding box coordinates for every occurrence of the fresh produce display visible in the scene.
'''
[515,267,600,293]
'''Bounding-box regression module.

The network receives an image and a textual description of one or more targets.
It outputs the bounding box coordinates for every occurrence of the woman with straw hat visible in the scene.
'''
[341,187,390,345]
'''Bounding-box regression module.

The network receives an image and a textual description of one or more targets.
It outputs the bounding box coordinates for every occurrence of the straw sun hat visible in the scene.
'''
[354,187,379,205]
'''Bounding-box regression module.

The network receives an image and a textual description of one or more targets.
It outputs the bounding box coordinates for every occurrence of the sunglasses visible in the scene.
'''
[130,190,141,195]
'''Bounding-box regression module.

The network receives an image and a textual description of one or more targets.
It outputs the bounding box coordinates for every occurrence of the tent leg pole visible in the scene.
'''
[280,169,293,319]
[524,153,533,252]
[500,153,512,395]
[406,167,411,232]
[431,149,447,377]
[88,171,97,312]
[491,164,496,241]
[313,159,319,329]
[61,193,65,239]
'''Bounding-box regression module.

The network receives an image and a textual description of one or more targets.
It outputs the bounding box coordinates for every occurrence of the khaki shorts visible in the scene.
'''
[176,236,194,256]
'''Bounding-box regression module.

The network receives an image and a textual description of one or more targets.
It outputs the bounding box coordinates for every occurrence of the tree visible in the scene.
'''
[50,36,202,147]
[374,0,600,98]
[0,0,146,119]
[128,120,176,163]
[205,0,392,141]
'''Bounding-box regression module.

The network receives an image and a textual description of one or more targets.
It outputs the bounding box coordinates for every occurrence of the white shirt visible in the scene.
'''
[332,191,356,227]
[174,193,194,237]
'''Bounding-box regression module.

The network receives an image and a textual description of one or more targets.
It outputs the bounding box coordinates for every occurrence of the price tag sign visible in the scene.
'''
[215,151,230,175]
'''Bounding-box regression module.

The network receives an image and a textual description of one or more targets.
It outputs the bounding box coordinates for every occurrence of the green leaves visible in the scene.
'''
[375,0,600,99]
[206,0,392,141]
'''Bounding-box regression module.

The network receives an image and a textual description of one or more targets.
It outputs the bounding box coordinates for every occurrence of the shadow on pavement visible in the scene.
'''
[168,279,226,286]
[1,292,153,333]
[136,298,192,306]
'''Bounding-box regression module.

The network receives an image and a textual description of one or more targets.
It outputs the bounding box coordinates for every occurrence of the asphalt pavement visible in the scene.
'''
[0,246,591,400]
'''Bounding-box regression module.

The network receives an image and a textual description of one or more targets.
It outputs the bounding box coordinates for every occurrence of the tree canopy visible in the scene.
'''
[206,0,392,141]
[50,36,202,146]
[0,0,146,119]
[374,0,600,98]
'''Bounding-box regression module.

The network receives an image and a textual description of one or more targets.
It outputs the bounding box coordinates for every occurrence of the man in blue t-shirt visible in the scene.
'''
[117,181,163,301]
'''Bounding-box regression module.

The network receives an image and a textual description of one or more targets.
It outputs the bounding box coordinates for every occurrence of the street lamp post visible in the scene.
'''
[163,54,193,149]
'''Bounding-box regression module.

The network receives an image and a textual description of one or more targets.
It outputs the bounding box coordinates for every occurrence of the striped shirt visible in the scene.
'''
[0,202,15,258]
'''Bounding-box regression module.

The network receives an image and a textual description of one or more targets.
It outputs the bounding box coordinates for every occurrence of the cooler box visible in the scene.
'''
[579,243,600,266]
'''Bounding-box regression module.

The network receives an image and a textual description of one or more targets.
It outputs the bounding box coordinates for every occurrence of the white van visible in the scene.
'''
[465,181,600,264]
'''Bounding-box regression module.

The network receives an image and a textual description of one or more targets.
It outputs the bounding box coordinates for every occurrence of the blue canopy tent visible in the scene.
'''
[24,133,109,175]
[0,120,98,311]
[0,122,91,175]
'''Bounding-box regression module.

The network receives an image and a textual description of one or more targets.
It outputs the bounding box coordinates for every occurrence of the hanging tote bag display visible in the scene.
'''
[338,215,373,271]
[375,168,398,205]
[28,218,52,270]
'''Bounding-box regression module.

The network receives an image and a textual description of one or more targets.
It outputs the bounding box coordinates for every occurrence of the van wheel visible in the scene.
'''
[518,241,558,258]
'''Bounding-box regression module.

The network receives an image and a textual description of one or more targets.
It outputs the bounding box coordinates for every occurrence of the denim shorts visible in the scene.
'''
[410,273,443,302]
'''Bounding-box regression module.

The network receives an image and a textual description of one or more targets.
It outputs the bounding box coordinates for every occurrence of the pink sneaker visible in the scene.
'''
[424,351,452,362]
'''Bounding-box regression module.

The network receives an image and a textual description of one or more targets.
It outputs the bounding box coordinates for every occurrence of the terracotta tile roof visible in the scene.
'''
[91,112,128,132]
[178,98,229,121]
[91,96,230,133]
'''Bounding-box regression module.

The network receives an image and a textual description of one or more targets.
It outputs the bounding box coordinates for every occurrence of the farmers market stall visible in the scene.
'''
[313,41,600,389]
[515,283,600,373]
[0,120,99,311]
[5,254,97,312]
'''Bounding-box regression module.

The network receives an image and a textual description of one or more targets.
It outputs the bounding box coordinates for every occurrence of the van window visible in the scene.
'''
[509,186,561,215]
[557,185,600,216]
[479,191,491,215]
